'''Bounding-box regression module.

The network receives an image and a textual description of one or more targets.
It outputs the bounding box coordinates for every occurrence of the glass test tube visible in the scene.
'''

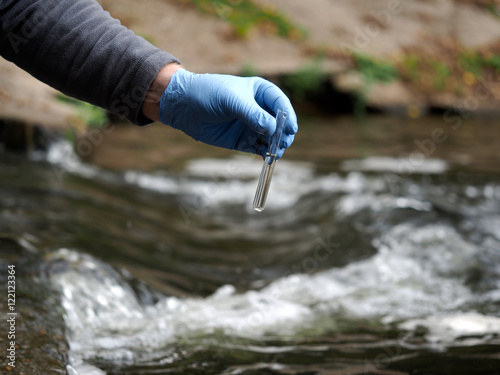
[253,109,288,212]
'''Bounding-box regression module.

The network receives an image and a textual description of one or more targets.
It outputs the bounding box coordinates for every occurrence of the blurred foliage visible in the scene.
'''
[459,51,500,75]
[485,3,500,18]
[429,60,451,91]
[56,94,109,130]
[459,51,485,76]
[400,54,420,83]
[397,50,500,96]
[352,54,398,117]
[488,54,500,71]
[184,0,306,39]
[280,62,326,101]
[400,55,452,91]
[239,62,259,77]
[353,54,399,84]
[64,127,76,145]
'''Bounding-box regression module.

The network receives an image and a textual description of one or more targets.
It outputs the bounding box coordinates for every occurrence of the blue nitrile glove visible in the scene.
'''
[159,69,298,158]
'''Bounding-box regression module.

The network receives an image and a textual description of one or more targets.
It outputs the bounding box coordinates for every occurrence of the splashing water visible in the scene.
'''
[37,143,500,372]
[3,127,500,374]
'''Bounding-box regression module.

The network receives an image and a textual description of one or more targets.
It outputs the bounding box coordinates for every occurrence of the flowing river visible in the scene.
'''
[1,115,500,374]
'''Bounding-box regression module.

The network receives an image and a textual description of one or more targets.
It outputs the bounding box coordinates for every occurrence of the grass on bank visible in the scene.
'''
[352,54,399,116]
[268,49,500,115]
[56,94,108,130]
[398,50,500,94]
[180,0,306,39]
[56,94,109,143]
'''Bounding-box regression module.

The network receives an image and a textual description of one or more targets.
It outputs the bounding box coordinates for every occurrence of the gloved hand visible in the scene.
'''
[159,69,298,158]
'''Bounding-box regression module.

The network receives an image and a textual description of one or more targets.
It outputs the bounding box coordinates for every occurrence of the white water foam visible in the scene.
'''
[49,216,500,369]
[38,143,500,372]
[34,139,99,179]
[341,156,448,174]
[36,141,448,216]
[124,156,319,211]
[36,140,320,212]
[400,313,500,346]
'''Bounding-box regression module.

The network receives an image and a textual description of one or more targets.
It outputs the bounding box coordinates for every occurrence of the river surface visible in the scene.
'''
[1,115,500,375]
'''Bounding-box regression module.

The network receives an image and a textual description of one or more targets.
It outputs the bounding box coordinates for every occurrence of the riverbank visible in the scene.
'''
[1,0,500,149]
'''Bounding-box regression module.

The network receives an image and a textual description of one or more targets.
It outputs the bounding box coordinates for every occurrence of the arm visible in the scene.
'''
[141,63,183,123]
[0,0,180,125]
[0,0,298,157]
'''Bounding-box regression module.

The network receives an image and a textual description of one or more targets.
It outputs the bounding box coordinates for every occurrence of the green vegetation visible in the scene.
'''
[400,54,455,91]
[400,54,420,83]
[353,54,399,84]
[272,50,500,115]
[485,3,500,18]
[458,51,485,76]
[488,54,500,71]
[351,54,398,117]
[280,63,326,101]
[186,0,306,38]
[239,62,259,77]
[429,60,451,91]
[458,51,500,76]
[401,55,456,91]
[56,94,109,129]
[395,50,500,97]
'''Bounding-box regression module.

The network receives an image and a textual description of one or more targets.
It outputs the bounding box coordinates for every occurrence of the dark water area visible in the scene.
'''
[1,114,500,375]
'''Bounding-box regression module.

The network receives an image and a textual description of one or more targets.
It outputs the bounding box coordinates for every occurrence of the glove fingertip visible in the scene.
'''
[276,148,285,160]
[254,110,276,135]
[280,133,295,149]
[284,112,298,135]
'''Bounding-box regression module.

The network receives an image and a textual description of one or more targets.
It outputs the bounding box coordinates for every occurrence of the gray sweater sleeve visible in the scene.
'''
[0,0,181,125]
